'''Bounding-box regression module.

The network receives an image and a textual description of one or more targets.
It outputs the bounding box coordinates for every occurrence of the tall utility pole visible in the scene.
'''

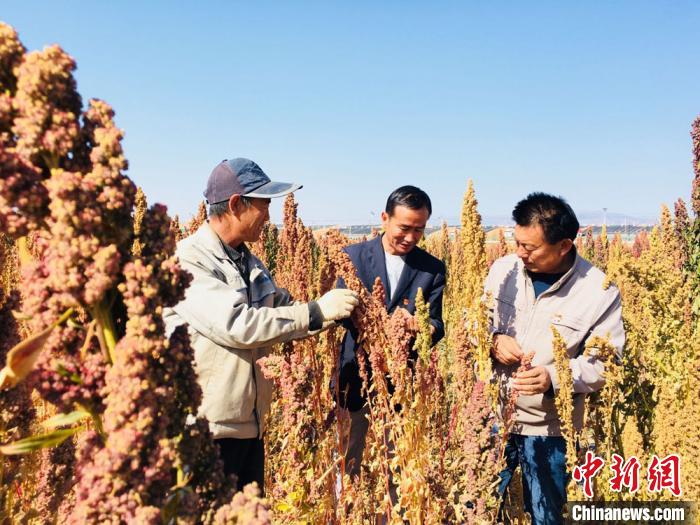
[602,207,608,227]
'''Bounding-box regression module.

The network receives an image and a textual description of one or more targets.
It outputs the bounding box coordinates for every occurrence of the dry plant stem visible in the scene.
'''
[16,236,32,268]
[76,402,105,442]
[90,300,116,365]
[333,358,348,503]
[551,326,580,500]
[364,373,395,520]
[500,351,534,457]
[78,321,96,359]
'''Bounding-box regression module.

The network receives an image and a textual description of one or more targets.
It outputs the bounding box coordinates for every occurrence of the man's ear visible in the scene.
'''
[560,238,574,256]
[228,194,241,215]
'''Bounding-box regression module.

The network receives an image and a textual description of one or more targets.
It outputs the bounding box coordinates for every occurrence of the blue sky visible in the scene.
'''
[3,2,700,225]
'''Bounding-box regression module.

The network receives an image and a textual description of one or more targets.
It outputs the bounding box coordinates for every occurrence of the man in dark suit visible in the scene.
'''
[337,185,446,478]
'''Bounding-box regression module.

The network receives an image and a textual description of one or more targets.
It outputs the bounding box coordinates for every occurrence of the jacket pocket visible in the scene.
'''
[249,267,276,306]
[200,347,256,425]
[516,390,556,420]
[551,314,588,352]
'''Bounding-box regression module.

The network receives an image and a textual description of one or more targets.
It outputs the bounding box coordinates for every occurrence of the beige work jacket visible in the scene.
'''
[484,252,625,436]
[163,223,311,439]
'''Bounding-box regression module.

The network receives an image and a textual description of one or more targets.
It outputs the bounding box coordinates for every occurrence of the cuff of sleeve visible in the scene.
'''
[308,301,323,331]
[544,364,559,393]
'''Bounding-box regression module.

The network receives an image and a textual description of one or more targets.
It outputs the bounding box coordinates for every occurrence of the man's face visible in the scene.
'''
[381,205,430,256]
[238,197,271,242]
[514,223,573,274]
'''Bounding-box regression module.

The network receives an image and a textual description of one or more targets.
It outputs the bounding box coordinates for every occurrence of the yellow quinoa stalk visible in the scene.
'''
[582,335,625,501]
[471,295,495,388]
[551,326,581,500]
[497,227,510,258]
[0,234,19,305]
[434,181,502,522]
[500,468,527,524]
[184,200,207,236]
[422,230,438,258]
[460,180,491,384]
[413,289,432,364]
[604,225,688,451]
[250,222,279,275]
[642,224,693,434]
[387,289,442,523]
[323,239,399,522]
[458,180,487,310]
[592,223,609,271]
[644,225,693,392]
[169,214,183,242]
[258,198,340,523]
[660,204,679,258]
[445,180,485,345]
[446,180,490,393]
[620,415,644,458]
[274,194,315,300]
[130,187,147,256]
[650,326,700,502]
[442,283,502,520]
[422,223,449,264]
[603,203,696,503]
[600,223,608,251]
[376,295,422,523]
[674,338,700,501]
[439,220,452,266]
[672,128,700,500]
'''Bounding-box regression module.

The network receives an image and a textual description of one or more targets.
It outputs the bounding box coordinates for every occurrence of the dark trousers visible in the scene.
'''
[217,437,265,494]
[498,434,567,525]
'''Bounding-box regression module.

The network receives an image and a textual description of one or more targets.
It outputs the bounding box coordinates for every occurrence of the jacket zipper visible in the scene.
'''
[252,349,260,438]
[231,252,261,438]
[518,258,577,353]
[247,259,261,438]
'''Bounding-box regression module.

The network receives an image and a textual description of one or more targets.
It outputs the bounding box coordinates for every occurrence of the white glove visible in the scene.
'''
[317,289,359,321]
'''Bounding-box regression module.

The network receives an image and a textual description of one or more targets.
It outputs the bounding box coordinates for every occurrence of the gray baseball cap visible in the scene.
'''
[203,158,302,204]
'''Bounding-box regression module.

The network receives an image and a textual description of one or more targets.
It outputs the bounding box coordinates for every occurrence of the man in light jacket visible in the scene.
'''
[485,192,624,525]
[163,157,358,493]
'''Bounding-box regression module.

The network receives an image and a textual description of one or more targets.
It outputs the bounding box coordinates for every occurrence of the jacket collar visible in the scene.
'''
[196,222,239,262]
[389,248,418,310]
[367,235,390,306]
[519,247,582,296]
[369,234,420,309]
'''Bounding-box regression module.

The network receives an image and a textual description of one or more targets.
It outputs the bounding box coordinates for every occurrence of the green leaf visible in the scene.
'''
[41,410,90,430]
[0,308,74,389]
[55,363,82,384]
[162,485,195,525]
[0,427,80,455]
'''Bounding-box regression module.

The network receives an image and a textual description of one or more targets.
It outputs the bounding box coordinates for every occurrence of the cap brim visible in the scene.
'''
[243,181,302,198]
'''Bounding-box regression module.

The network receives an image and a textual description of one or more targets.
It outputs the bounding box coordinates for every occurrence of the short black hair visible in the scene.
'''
[385,185,432,216]
[512,192,579,244]
[209,201,229,218]
[208,196,252,218]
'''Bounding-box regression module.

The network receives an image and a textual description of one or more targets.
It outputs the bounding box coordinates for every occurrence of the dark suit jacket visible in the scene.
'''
[337,235,446,411]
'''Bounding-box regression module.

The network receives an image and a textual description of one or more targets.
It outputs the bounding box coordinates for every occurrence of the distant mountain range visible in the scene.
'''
[300,210,660,229]
[429,210,658,227]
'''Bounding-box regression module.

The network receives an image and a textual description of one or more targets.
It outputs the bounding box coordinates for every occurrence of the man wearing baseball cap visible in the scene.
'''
[163,158,359,493]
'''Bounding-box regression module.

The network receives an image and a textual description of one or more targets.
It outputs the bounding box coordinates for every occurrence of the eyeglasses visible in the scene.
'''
[515,242,542,253]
